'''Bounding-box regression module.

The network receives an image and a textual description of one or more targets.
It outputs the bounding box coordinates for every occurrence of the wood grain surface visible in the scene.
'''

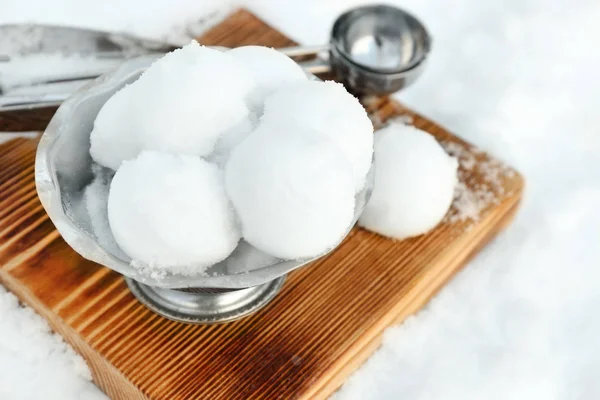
[0,9,524,400]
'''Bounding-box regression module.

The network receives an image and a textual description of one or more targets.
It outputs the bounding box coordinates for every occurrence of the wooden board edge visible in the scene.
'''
[0,271,146,400]
[304,192,523,399]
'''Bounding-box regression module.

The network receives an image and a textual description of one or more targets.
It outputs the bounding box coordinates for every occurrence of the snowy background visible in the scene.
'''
[1,0,600,399]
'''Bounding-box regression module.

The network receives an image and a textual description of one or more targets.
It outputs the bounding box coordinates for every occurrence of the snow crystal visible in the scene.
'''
[359,123,458,240]
[108,151,240,274]
[130,260,168,280]
[228,45,308,112]
[262,80,373,192]
[225,121,355,260]
[442,141,515,224]
[90,41,256,169]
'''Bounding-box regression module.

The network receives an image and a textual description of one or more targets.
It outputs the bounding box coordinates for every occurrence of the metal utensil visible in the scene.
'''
[35,54,374,323]
[282,5,432,95]
[1,5,430,113]
[0,24,179,111]
[0,23,180,56]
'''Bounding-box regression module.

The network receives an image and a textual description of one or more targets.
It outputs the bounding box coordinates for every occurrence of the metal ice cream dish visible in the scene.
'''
[35,53,374,324]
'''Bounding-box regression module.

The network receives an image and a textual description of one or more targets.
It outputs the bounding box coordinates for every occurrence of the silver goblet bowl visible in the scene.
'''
[35,54,374,324]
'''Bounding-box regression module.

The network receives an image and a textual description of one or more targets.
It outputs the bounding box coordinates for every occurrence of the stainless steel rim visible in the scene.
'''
[330,4,431,74]
[125,275,286,324]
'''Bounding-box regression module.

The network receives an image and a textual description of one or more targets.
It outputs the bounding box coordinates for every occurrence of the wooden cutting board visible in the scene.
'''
[0,9,524,400]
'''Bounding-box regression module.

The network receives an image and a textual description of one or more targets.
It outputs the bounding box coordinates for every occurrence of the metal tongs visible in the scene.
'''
[0,24,181,111]
[0,25,331,112]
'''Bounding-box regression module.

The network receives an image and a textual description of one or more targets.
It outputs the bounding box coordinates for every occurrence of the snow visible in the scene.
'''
[90,42,256,169]
[0,286,106,400]
[359,123,458,240]
[442,141,515,224]
[89,85,141,170]
[225,121,355,259]
[108,151,240,273]
[262,80,373,192]
[0,131,38,144]
[228,45,308,112]
[336,0,600,398]
[1,0,600,399]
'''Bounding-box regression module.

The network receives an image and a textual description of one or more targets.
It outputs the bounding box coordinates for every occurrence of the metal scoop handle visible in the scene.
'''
[0,46,331,113]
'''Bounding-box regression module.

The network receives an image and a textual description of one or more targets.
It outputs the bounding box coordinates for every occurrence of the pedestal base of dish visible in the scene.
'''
[125,275,286,324]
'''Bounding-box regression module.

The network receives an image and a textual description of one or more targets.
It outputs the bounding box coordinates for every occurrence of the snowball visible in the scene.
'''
[359,123,458,240]
[225,122,355,260]
[90,41,257,169]
[228,45,308,111]
[108,151,240,273]
[89,85,141,170]
[262,80,373,191]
